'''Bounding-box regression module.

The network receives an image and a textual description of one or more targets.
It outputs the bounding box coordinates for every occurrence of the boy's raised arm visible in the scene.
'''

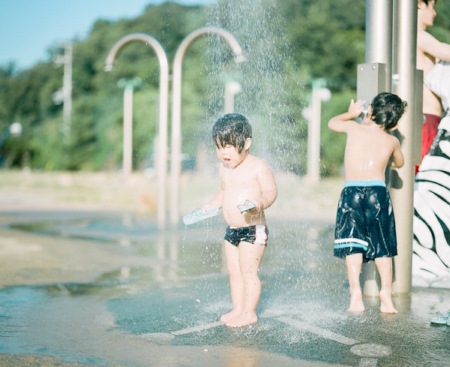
[328,99,364,133]
[418,31,450,62]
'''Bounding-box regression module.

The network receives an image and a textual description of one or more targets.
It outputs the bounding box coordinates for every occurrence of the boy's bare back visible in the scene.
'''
[328,98,404,181]
[343,123,401,181]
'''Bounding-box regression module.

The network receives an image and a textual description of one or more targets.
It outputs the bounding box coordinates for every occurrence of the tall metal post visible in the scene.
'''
[365,0,393,91]
[224,81,241,113]
[360,0,393,296]
[306,88,322,183]
[124,84,133,176]
[118,78,141,178]
[105,33,169,229]
[391,0,418,294]
[62,43,73,144]
[306,79,330,183]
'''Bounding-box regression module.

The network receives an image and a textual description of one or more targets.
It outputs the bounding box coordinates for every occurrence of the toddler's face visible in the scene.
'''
[215,143,246,169]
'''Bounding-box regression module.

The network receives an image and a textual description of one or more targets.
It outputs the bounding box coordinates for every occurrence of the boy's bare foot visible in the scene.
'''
[225,312,257,328]
[379,289,398,314]
[348,288,365,312]
[220,309,241,323]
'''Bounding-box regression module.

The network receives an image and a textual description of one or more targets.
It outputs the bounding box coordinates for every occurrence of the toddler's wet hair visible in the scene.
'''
[212,113,252,153]
[371,92,407,130]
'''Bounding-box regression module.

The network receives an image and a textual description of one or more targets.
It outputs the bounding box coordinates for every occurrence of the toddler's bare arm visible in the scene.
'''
[202,189,223,210]
[256,162,277,211]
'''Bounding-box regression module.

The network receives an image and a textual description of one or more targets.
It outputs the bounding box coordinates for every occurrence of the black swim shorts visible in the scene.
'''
[224,225,269,247]
[333,180,398,261]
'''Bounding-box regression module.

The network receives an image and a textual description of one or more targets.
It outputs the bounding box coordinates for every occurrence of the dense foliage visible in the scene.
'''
[2,0,448,176]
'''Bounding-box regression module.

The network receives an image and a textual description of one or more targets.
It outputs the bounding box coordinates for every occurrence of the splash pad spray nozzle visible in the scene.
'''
[234,54,246,64]
[104,32,170,229]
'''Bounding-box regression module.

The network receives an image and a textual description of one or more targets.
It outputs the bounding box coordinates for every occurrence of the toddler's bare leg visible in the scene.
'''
[226,242,265,327]
[375,257,398,314]
[346,254,365,312]
[220,241,244,323]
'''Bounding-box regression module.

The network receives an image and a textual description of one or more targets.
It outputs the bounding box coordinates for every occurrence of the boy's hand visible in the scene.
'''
[249,200,264,214]
[328,98,368,133]
[348,99,366,119]
[237,200,257,214]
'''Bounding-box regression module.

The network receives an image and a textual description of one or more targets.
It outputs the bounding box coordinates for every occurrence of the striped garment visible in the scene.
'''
[413,116,450,287]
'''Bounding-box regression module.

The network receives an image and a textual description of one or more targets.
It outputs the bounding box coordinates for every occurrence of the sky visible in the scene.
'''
[0,0,214,70]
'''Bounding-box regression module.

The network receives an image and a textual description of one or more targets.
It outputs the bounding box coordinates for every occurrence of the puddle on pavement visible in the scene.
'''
[1,214,449,367]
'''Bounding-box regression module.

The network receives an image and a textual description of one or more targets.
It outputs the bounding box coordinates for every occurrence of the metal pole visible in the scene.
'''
[366,0,393,91]
[391,0,418,294]
[224,81,241,113]
[392,0,399,76]
[123,84,133,177]
[170,27,245,226]
[118,78,141,178]
[105,33,169,229]
[306,82,330,183]
[306,88,321,183]
[63,43,72,144]
[360,0,394,297]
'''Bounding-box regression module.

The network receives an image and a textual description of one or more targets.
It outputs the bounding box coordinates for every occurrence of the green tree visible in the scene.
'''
[0,0,372,175]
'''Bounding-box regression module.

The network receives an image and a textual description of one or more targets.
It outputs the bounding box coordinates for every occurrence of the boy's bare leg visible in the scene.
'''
[345,253,365,312]
[226,242,265,327]
[220,241,244,323]
[374,257,398,314]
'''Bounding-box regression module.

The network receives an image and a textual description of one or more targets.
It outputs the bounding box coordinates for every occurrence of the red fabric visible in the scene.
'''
[422,114,441,158]
[416,114,441,174]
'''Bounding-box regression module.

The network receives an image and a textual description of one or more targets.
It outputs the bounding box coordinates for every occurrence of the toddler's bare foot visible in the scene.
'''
[379,289,398,314]
[348,288,365,313]
[220,309,241,323]
[225,312,257,328]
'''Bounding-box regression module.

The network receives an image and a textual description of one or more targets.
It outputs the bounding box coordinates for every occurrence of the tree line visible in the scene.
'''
[1,0,449,176]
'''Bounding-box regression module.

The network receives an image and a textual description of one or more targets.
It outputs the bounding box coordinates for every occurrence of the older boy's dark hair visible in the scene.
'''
[370,92,407,131]
[421,0,436,5]
[212,113,252,153]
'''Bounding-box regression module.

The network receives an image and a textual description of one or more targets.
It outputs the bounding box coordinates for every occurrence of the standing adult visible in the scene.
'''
[417,0,450,167]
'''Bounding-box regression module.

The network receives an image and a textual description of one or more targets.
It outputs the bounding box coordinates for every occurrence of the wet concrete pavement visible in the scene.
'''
[0,208,449,367]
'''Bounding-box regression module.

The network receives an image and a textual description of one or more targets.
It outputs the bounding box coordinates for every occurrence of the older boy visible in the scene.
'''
[328,92,407,313]
[202,113,277,327]
[417,0,450,163]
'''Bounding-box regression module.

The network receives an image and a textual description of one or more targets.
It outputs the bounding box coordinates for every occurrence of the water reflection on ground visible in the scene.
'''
[0,213,449,367]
